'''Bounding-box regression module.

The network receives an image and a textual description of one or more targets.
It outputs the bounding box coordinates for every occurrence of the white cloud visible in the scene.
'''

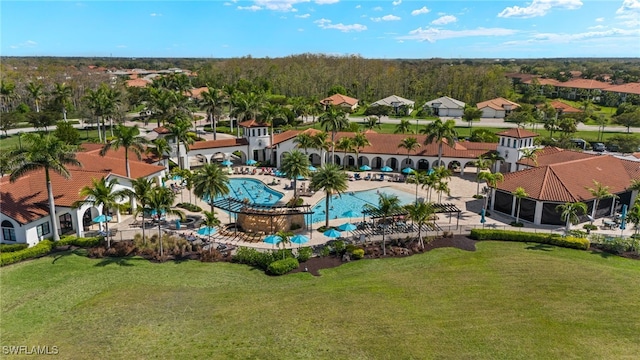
[10,40,37,49]
[295,13,311,18]
[431,15,457,25]
[502,27,640,45]
[150,13,162,17]
[595,17,604,22]
[373,6,383,11]
[615,0,640,27]
[588,25,607,30]
[411,6,430,16]
[238,5,262,11]
[315,18,367,32]
[371,14,401,22]
[617,0,640,14]
[116,45,127,48]
[399,27,517,42]
[498,0,583,18]
[392,0,402,5]
[298,28,304,31]
[315,0,339,4]
[224,2,233,5]
[356,5,361,9]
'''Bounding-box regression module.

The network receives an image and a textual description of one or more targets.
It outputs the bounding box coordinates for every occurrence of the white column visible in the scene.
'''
[534,201,543,225]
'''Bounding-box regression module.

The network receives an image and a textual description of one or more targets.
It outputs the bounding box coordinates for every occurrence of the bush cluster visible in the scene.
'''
[58,236,102,248]
[0,243,28,253]
[267,258,299,275]
[297,247,312,262]
[590,234,640,255]
[583,224,598,231]
[0,240,54,266]
[233,247,277,270]
[469,229,590,250]
[177,203,202,212]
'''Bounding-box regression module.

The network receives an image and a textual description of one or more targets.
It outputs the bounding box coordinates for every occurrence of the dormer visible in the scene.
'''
[496,128,539,172]
[239,119,271,149]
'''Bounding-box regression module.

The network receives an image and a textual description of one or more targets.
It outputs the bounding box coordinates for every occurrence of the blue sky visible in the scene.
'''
[2,0,639,58]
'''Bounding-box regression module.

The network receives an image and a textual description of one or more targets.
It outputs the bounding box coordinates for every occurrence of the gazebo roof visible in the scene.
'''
[210,197,314,215]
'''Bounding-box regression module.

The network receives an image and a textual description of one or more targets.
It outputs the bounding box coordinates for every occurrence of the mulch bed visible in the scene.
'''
[291,235,477,276]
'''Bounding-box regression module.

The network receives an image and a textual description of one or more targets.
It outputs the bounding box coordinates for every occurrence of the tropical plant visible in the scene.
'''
[404,201,435,249]
[73,177,125,249]
[319,106,349,164]
[310,164,348,228]
[10,133,81,241]
[121,177,154,243]
[556,202,588,235]
[26,82,44,113]
[275,230,293,259]
[463,106,483,129]
[474,156,491,195]
[394,119,413,134]
[146,138,172,168]
[364,116,380,131]
[512,187,529,224]
[311,131,331,166]
[146,186,185,257]
[192,163,230,212]
[484,150,505,173]
[281,150,311,198]
[293,132,314,154]
[168,117,195,169]
[351,131,371,167]
[364,193,402,256]
[335,137,354,167]
[51,82,73,121]
[398,137,420,168]
[478,171,504,212]
[585,180,615,224]
[261,102,282,147]
[199,85,226,140]
[421,119,457,167]
[100,125,147,178]
[173,168,194,204]
[519,147,539,166]
[202,210,221,250]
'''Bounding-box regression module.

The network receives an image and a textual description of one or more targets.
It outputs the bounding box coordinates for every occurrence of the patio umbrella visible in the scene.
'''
[92,215,112,223]
[338,223,357,232]
[380,166,393,172]
[297,175,306,180]
[263,234,282,245]
[246,159,258,165]
[342,210,358,222]
[402,167,414,174]
[359,165,372,171]
[290,234,309,245]
[308,165,317,172]
[323,229,342,238]
[619,204,628,231]
[221,159,233,166]
[197,226,217,236]
[480,208,486,228]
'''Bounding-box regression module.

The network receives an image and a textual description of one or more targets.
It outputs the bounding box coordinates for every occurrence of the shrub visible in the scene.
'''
[351,248,365,259]
[469,229,590,250]
[332,240,345,254]
[510,222,524,227]
[583,224,598,231]
[267,258,299,275]
[297,247,312,262]
[57,236,102,248]
[0,243,28,253]
[0,240,54,266]
[287,197,304,207]
[320,246,331,257]
[233,247,276,270]
[177,203,202,212]
[472,194,484,199]
[590,234,640,254]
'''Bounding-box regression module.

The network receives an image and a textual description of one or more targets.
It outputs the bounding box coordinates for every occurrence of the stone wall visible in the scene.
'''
[237,211,306,234]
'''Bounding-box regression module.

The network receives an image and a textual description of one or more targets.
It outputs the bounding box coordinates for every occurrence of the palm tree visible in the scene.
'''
[484,150,505,173]
[463,106,483,129]
[586,180,615,224]
[365,193,402,256]
[364,116,380,131]
[261,102,282,147]
[311,164,348,228]
[275,230,293,259]
[147,138,171,169]
[147,186,184,257]
[398,137,420,169]
[26,82,44,113]
[100,125,147,178]
[74,177,124,248]
[293,132,314,154]
[122,177,154,243]
[556,202,588,235]
[174,168,194,204]
[192,163,230,213]
[168,117,195,169]
[475,156,491,195]
[335,137,354,168]
[404,201,435,249]
[512,187,529,224]
[146,87,179,128]
[435,180,451,203]
[351,131,371,167]
[199,85,226,140]
[52,83,73,122]
[202,210,221,250]
[10,133,81,241]
[311,131,331,166]
[319,107,349,164]
[421,119,457,167]
[394,119,413,134]
[421,171,440,202]
[520,148,539,166]
[478,171,504,212]
[281,150,311,198]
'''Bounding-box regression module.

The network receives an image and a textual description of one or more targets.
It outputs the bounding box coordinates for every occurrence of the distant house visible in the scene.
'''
[125,78,151,88]
[476,97,520,119]
[548,100,582,115]
[370,95,415,115]
[423,96,465,117]
[320,94,359,112]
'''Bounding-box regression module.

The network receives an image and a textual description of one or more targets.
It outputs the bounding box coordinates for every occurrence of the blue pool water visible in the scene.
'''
[207,178,283,206]
[311,187,415,224]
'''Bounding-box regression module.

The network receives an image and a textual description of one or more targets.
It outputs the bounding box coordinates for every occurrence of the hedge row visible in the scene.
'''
[0,243,29,253]
[0,240,54,266]
[57,236,102,248]
[267,258,299,275]
[469,229,590,250]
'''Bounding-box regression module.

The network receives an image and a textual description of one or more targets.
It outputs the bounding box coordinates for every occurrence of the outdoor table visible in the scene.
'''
[603,220,617,229]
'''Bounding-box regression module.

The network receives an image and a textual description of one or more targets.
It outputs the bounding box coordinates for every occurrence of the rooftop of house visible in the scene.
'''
[320,93,359,107]
[477,97,520,111]
[238,119,269,128]
[371,95,415,107]
[189,138,249,150]
[517,146,596,167]
[496,128,539,139]
[424,96,465,109]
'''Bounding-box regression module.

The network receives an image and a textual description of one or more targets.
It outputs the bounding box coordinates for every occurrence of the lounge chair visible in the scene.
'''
[354,173,362,180]
[364,174,371,181]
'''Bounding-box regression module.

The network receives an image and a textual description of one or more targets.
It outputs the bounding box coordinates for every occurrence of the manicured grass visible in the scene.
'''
[1,242,639,359]
[0,130,102,151]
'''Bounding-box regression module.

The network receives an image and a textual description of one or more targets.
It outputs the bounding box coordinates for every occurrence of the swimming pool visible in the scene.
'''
[311,187,415,224]
[207,178,283,206]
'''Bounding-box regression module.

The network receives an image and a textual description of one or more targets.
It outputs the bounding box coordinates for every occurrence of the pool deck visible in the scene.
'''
[140,168,636,250]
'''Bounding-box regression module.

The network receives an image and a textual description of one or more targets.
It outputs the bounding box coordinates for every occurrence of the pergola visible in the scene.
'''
[362,203,462,228]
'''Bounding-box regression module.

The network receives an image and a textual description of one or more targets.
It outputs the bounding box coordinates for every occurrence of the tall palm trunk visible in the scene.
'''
[45,169,60,241]
[125,149,131,178]
[35,100,40,113]
[177,142,183,169]
[158,222,163,256]
[102,118,107,143]
[437,143,443,168]
[331,131,336,164]
[382,216,387,256]
[62,108,67,122]
[141,211,146,244]
[104,210,111,249]
[213,112,218,141]
[324,193,330,228]
[591,199,599,225]
[515,199,521,223]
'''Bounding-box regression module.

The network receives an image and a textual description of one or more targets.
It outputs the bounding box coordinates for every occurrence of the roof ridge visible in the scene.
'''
[546,166,578,202]
[548,153,601,166]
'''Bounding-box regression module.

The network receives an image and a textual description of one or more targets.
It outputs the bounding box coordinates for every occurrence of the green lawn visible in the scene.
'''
[0,129,102,151]
[1,242,639,359]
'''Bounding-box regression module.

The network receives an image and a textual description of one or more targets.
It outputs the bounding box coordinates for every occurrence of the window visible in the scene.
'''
[59,213,73,234]
[1,220,16,242]
[252,129,255,137]
[501,138,504,146]
[507,139,511,147]
[37,222,50,237]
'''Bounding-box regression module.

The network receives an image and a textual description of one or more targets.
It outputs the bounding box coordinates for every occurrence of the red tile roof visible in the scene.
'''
[603,82,640,95]
[79,143,160,164]
[271,128,322,147]
[496,128,539,138]
[517,147,596,167]
[190,138,248,150]
[153,126,171,134]
[238,119,269,128]
[497,155,640,202]
[187,87,209,99]
[477,97,520,111]
[549,100,582,113]
[320,94,358,107]
[125,78,151,88]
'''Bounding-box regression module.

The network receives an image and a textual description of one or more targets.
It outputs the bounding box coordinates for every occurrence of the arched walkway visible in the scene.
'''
[82,207,100,231]
[333,155,341,166]
[448,160,461,173]
[400,158,413,168]
[417,159,429,170]
[371,157,383,169]
[432,160,445,168]
[345,155,356,167]
[309,153,321,166]
[385,157,399,170]
[233,150,248,164]
[462,161,476,176]
[358,156,369,167]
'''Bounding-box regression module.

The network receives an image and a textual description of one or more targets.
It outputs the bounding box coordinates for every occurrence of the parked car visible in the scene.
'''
[591,143,606,152]
[606,143,620,152]
[570,138,588,150]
